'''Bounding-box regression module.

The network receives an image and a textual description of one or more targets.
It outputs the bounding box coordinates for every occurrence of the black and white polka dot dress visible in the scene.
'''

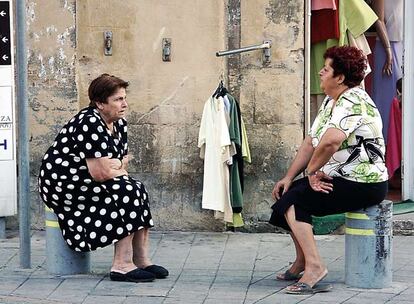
[38,107,153,252]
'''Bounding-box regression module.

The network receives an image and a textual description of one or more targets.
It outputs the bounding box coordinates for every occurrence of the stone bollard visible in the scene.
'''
[345,200,393,288]
[45,205,91,275]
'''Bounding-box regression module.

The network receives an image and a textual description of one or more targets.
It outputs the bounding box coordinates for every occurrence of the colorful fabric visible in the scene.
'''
[372,40,403,142]
[311,8,340,44]
[310,39,338,94]
[310,0,377,94]
[228,95,243,211]
[309,87,388,183]
[338,0,377,46]
[385,97,402,178]
[311,0,336,11]
[241,117,251,163]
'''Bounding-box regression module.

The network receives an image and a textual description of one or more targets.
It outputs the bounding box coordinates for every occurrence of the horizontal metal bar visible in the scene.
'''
[216,41,271,57]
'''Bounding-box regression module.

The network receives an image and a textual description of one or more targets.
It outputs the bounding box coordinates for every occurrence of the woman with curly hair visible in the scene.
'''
[269,46,388,294]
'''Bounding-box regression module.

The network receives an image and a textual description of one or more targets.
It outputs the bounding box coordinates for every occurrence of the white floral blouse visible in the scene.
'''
[309,87,388,183]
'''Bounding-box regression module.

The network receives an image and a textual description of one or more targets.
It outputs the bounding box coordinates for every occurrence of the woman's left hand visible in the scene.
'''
[308,171,333,193]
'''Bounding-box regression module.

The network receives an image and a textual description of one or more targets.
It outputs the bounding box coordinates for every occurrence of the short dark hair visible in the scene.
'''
[88,74,129,107]
[324,46,367,88]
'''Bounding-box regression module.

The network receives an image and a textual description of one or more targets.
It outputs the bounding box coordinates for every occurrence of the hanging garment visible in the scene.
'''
[226,94,244,213]
[198,96,233,223]
[372,41,402,142]
[372,0,403,142]
[311,0,336,11]
[311,8,339,44]
[240,117,251,163]
[310,0,377,94]
[384,0,403,42]
[338,0,377,46]
[385,97,402,179]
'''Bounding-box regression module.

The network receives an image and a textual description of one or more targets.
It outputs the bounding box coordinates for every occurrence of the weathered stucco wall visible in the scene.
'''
[239,0,304,229]
[6,0,78,229]
[13,0,304,231]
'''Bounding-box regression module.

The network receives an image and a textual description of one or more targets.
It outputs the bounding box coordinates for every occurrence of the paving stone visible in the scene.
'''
[82,295,126,304]
[1,233,414,304]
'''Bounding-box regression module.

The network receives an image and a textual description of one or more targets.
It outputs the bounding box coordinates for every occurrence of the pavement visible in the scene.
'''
[0,230,413,304]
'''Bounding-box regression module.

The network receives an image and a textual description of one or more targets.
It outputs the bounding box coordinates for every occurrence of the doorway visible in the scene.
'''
[305,0,407,203]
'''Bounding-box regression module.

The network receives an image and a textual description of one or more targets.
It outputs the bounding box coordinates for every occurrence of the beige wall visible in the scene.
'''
[21,0,304,231]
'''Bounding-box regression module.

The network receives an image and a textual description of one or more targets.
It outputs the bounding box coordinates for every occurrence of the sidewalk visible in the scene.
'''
[0,231,413,304]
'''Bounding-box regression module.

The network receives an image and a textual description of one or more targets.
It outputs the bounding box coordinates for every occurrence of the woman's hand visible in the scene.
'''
[272,176,293,201]
[383,50,393,76]
[120,155,134,170]
[86,157,128,182]
[308,171,333,193]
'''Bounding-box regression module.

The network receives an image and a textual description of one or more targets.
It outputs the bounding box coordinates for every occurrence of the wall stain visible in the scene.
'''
[265,0,301,24]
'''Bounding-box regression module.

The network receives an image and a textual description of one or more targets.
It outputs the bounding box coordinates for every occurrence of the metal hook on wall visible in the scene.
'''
[104,31,113,56]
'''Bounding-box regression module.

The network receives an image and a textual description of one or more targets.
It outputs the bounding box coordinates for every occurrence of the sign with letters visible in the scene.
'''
[0,0,16,217]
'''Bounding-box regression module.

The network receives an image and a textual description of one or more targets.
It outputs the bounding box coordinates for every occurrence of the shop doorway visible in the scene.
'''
[304,0,408,203]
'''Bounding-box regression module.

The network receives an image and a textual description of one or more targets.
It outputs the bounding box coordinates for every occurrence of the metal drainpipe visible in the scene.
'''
[403,0,414,200]
[304,0,311,135]
[16,0,31,268]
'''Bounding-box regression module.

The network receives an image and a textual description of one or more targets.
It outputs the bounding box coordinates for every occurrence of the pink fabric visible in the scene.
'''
[312,0,336,11]
[385,97,402,178]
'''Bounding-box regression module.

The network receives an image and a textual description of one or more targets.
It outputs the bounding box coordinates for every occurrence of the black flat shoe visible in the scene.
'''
[110,268,155,282]
[143,265,169,279]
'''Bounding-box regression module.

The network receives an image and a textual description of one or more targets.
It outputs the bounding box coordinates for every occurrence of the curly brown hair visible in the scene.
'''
[88,74,129,107]
[324,46,367,88]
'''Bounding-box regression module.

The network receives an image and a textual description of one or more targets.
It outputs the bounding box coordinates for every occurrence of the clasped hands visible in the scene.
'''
[104,155,134,172]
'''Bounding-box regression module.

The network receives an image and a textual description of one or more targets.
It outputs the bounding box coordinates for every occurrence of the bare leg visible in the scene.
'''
[276,232,305,280]
[285,205,327,288]
[132,228,152,268]
[111,233,137,273]
[288,232,306,274]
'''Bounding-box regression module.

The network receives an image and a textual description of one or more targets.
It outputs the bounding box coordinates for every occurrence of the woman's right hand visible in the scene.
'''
[272,176,293,201]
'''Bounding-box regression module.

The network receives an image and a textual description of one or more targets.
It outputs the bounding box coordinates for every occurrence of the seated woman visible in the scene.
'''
[38,74,168,282]
[269,46,388,294]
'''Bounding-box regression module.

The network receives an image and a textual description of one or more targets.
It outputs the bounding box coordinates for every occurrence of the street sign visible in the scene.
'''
[0,0,16,217]
[0,1,11,65]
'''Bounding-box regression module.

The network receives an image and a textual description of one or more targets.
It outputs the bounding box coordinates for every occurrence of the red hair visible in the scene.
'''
[324,46,367,88]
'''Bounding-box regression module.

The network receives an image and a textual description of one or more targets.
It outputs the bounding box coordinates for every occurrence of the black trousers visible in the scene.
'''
[269,177,388,231]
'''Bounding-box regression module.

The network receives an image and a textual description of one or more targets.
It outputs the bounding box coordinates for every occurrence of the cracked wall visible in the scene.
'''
[14,0,304,231]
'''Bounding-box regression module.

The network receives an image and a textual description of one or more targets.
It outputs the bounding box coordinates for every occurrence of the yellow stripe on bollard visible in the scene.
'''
[45,220,60,228]
[44,205,53,213]
[345,227,374,235]
[345,212,370,220]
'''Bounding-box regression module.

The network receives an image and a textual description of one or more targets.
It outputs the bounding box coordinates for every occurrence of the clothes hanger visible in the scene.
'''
[212,80,229,98]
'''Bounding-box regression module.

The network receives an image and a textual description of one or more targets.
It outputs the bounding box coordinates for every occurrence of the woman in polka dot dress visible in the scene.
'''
[38,74,168,282]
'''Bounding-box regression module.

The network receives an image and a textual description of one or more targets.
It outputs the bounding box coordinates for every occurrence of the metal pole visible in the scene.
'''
[16,0,31,268]
[216,41,271,57]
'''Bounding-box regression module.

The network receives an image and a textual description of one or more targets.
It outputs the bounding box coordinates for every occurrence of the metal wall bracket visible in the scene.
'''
[263,40,271,63]
[162,38,171,61]
[216,40,272,64]
[104,31,113,56]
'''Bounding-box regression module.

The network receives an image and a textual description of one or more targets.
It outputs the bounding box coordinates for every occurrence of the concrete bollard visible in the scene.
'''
[45,205,90,275]
[0,217,6,239]
[345,200,393,288]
